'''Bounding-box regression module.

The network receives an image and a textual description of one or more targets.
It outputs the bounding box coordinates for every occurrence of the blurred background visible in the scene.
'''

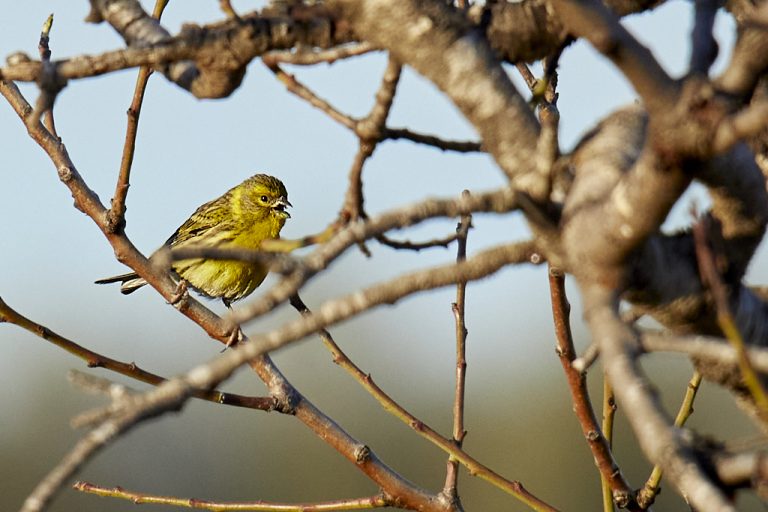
[1,1,766,510]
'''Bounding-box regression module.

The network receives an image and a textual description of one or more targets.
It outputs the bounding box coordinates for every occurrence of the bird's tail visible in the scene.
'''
[94,272,148,295]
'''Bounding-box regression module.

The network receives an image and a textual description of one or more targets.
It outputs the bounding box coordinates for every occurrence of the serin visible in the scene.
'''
[96,173,291,307]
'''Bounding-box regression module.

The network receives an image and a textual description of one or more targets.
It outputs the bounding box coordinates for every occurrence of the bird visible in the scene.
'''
[96,173,291,307]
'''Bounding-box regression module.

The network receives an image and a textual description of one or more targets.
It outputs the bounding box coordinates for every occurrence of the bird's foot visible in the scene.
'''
[221,325,245,352]
[168,279,189,307]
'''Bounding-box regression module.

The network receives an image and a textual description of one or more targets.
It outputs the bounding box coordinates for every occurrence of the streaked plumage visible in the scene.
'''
[96,174,291,306]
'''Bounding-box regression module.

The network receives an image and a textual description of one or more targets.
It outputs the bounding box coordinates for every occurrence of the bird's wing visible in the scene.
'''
[165,198,235,248]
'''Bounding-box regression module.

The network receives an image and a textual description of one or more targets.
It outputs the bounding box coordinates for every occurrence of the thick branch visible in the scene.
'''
[328,0,541,191]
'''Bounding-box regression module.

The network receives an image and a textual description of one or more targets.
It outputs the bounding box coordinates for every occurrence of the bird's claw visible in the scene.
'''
[168,280,189,306]
[221,326,244,352]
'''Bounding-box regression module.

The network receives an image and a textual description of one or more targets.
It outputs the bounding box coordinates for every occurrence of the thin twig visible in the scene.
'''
[382,127,482,153]
[0,296,274,411]
[263,61,357,130]
[572,342,600,373]
[36,13,58,137]
[264,42,378,65]
[0,77,452,512]
[692,217,768,418]
[74,482,389,511]
[342,55,402,223]
[600,377,617,512]
[219,0,241,20]
[636,371,703,508]
[713,100,768,153]
[232,186,523,325]
[19,377,195,512]
[288,294,558,512]
[443,193,472,502]
[107,0,169,232]
[342,141,375,222]
[264,54,481,155]
[376,232,459,251]
[515,62,538,91]
[582,284,734,511]
[548,267,638,510]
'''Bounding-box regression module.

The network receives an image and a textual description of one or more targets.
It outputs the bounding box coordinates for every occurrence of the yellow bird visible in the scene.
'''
[96,174,291,307]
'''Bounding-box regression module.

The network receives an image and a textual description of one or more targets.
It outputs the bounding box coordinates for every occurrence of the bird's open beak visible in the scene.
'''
[272,196,292,218]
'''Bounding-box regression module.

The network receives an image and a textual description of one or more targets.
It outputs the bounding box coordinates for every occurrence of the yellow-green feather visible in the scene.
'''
[168,174,290,303]
[95,174,290,304]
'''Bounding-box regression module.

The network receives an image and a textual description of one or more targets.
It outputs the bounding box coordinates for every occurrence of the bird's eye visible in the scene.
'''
[260,195,269,202]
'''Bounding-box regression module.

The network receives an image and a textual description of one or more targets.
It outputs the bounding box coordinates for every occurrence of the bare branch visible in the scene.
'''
[689,0,719,75]
[74,482,390,511]
[231,186,523,325]
[581,284,735,511]
[289,292,557,511]
[641,332,768,372]
[264,42,378,65]
[0,297,274,411]
[328,0,541,190]
[637,371,703,507]
[548,0,678,115]
[443,200,472,503]
[107,0,169,233]
[382,128,482,153]
[548,268,637,510]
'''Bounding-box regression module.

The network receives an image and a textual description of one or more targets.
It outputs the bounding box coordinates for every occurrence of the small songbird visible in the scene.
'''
[96,174,291,307]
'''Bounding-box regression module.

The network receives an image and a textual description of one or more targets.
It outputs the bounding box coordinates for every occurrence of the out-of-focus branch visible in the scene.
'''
[693,217,768,417]
[562,106,689,283]
[0,0,352,99]
[264,42,378,65]
[0,77,456,512]
[289,292,558,511]
[86,240,541,499]
[73,482,391,511]
[328,0,542,193]
[35,13,58,136]
[641,332,768,372]
[712,450,768,495]
[0,297,274,411]
[717,5,768,98]
[548,0,678,115]
[581,284,735,512]
[19,375,195,512]
[467,0,666,64]
[231,186,524,325]
[689,0,719,75]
